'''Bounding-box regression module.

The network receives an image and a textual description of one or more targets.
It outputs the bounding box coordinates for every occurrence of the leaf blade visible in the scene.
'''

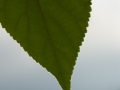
[0,0,91,90]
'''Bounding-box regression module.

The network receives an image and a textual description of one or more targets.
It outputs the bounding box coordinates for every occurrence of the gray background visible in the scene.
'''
[0,0,120,90]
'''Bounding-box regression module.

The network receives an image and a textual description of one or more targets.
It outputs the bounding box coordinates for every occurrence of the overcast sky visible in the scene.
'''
[0,0,120,90]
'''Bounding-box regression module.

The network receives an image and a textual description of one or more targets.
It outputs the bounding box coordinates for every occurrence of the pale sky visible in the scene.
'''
[0,0,120,90]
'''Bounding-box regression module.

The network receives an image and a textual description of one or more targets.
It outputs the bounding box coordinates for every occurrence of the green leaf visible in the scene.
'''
[0,0,91,90]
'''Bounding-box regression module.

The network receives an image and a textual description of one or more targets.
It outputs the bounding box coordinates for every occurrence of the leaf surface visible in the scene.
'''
[0,0,91,90]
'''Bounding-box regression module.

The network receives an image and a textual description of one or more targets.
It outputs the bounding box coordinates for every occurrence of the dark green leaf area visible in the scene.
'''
[0,0,91,90]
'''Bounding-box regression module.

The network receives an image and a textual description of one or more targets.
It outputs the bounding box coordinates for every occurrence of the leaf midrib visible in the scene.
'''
[36,0,62,74]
